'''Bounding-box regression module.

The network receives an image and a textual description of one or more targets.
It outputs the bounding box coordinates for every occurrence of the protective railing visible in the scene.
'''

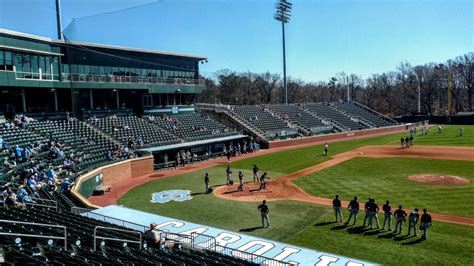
[216,245,293,266]
[0,219,67,250]
[80,210,293,266]
[93,225,142,251]
[63,73,205,86]
[353,101,398,124]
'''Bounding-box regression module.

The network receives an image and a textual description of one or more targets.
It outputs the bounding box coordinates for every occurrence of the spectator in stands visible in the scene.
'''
[5,192,22,206]
[17,186,34,203]
[14,145,22,159]
[3,157,16,170]
[0,135,3,147]
[144,223,175,249]
[61,178,74,192]
[28,175,42,190]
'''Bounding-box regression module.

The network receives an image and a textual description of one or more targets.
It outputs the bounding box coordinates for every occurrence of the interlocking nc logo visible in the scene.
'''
[150,190,193,203]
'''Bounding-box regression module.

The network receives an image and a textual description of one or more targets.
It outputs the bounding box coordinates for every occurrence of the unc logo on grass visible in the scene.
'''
[150,190,192,204]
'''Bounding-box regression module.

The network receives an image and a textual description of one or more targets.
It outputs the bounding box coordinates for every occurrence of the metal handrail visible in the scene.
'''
[93,225,142,251]
[0,219,67,250]
[71,206,91,215]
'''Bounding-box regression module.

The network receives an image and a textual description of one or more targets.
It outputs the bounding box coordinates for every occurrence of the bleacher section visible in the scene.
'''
[231,106,298,139]
[0,206,257,265]
[334,102,395,127]
[267,104,330,133]
[29,119,129,176]
[305,103,367,131]
[148,112,239,142]
[87,115,180,148]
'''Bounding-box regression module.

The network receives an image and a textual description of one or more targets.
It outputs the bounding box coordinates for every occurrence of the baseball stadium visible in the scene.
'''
[0,0,473,265]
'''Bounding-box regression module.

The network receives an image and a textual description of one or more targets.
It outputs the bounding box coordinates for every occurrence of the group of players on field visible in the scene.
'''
[333,195,433,240]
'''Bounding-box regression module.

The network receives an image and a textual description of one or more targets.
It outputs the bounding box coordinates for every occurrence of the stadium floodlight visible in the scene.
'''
[274,0,292,105]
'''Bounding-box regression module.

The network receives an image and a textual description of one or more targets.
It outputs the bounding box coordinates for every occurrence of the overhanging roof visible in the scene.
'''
[140,134,248,153]
[0,28,207,60]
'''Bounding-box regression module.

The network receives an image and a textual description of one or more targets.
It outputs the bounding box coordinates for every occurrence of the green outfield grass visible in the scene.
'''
[119,125,474,265]
[226,125,473,176]
[119,170,474,265]
[294,157,474,217]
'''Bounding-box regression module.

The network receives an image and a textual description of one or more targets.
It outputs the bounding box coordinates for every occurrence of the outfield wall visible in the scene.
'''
[71,155,154,208]
[268,125,407,149]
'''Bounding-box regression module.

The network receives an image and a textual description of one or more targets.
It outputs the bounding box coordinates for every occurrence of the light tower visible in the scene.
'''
[274,0,292,104]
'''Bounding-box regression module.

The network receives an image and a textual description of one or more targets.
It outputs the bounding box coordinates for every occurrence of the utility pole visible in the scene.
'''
[274,0,292,104]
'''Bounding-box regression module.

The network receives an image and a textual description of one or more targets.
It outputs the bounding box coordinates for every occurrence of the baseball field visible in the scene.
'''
[119,125,474,265]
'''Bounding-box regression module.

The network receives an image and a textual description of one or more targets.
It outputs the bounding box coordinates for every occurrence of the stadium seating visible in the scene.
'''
[267,104,329,133]
[231,106,298,138]
[304,103,367,131]
[0,206,257,265]
[87,115,180,148]
[147,112,239,141]
[333,102,395,127]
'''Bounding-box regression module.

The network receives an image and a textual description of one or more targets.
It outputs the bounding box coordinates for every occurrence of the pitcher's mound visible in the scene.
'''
[408,174,470,186]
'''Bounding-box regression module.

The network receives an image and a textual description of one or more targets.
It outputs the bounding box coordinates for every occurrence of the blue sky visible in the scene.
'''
[0,0,472,82]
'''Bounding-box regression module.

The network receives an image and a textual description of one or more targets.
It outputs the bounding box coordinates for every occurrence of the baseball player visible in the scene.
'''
[362,198,371,227]
[333,195,343,222]
[237,171,244,191]
[345,196,359,226]
[438,125,442,133]
[226,165,232,185]
[400,137,405,148]
[460,127,464,136]
[394,205,407,234]
[258,200,270,227]
[407,208,420,236]
[253,164,260,182]
[258,172,270,190]
[367,198,380,229]
[323,142,329,156]
[420,208,432,240]
[204,173,210,193]
[382,200,392,231]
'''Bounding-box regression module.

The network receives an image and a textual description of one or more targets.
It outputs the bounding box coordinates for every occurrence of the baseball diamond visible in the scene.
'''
[1,1,473,264]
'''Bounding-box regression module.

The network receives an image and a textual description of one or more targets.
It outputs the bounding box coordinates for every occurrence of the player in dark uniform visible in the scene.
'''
[394,205,407,234]
[258,200,270,227]
[420,208,432,240]
[253,165,260,182]
[367,198,380,229]
[333,195,343,222]
[404,137,410,148]
[382,200,392,231]
[237,171,244,191]
[345,196,359,226]
[258,172,270,190]
[363,198,371,227]
[226,165,232,185]
[407,208,420,236]
[400,137,405,148]
[204,173,210,193]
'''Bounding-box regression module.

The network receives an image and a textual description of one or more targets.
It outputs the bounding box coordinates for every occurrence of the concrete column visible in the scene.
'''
[116,90,120,109]
[53,89,58,111]
[21,88,27,113]
[89,89,94,110]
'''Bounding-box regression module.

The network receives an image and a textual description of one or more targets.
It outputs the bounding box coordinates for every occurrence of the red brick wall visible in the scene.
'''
[269,125,406,149]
